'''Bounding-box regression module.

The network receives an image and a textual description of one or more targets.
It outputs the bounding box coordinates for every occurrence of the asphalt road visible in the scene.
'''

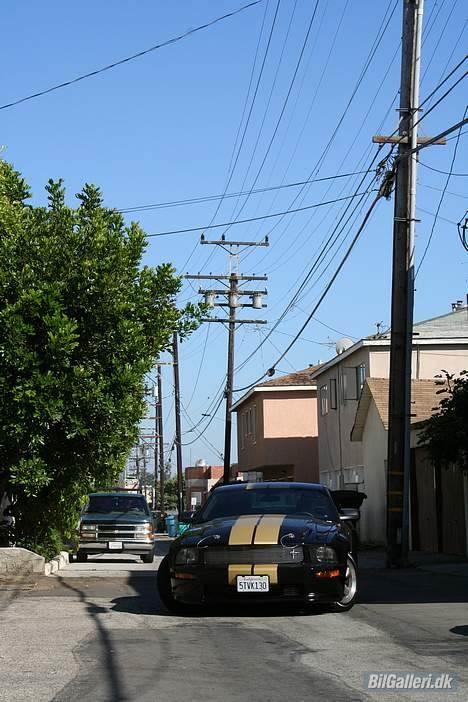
[1,544,467,702]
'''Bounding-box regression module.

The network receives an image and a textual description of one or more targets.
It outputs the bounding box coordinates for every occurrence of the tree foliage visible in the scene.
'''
[419,371,468,469]
[0,162,199,556]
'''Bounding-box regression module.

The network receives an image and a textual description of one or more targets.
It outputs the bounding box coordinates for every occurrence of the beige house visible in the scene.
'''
[311,304,468,544]
[232,366,321,482]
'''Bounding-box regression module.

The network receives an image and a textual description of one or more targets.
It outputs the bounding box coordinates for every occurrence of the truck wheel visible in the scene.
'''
[141,552,154,564]
[76,552,87,563]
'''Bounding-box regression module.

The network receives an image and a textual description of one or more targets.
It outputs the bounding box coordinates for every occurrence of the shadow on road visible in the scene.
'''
[53,577,129,701]
[357,567,468,604]
[450,625,468,636]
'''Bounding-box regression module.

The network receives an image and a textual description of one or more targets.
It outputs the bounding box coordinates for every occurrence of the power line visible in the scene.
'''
[242,0,398,267]
[222,0,321,234]
[233,190,385,392]
[0,1,263,111]
[224,0,299,221]
[146,189,375,237]
[205,0,282,230]
[419,160,468,177]
[416,107,467,276]
[118,169,373,214]
[177,1,269,276]
[233,154,386,372]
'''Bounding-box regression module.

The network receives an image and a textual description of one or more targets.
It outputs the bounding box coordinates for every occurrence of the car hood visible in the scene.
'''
[177,513,339,548]
[80,512,151,524]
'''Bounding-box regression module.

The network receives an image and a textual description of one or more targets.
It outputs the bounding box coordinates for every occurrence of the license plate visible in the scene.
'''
[237,575,270,593]
[108,541,123,550]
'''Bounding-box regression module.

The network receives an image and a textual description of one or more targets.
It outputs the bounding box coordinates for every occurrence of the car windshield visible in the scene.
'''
[84,495,149,515]
[195,487,339,523]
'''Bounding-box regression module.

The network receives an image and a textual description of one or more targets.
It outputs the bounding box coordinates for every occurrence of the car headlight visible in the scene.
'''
[80,524,97,531]
[134,524,152,533]
[175,547,200,565]
[310,546,337,564]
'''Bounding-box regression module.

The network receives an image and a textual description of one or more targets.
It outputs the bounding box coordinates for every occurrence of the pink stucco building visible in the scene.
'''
[232,365,321,482]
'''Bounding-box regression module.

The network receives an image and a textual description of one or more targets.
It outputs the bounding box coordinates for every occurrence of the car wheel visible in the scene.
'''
[157,555,195,615]
[76,551,87,563]
[330,555,358,612]
[141,552,154,564]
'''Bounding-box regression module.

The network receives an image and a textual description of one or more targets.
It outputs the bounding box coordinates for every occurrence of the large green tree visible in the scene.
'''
[0,162,198,555]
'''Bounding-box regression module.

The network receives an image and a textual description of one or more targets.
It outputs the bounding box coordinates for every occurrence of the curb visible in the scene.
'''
[44,550,69,576]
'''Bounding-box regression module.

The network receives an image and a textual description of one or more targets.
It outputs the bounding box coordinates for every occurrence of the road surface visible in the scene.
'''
[1,544,467,701]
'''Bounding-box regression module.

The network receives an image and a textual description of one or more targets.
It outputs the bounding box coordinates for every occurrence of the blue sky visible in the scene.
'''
[2,0,467,471]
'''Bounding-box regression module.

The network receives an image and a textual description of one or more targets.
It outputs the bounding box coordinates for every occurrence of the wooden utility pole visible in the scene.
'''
[157,363,165,513]
[172,332,184,515]
[224,273,237,482]
[385,0,424,567]
[186,236,268,483]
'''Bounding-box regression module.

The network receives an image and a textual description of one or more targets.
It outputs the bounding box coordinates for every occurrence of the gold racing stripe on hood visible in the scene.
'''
[228,564,252,586]
[228,515,262,545]
[253,563,278,585]
[253,514,286,545]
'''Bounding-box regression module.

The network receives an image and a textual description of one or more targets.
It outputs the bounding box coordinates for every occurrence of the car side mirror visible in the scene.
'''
[339,508,360,522]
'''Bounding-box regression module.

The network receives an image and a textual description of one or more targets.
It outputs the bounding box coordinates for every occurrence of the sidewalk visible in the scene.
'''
[359,547,468,577]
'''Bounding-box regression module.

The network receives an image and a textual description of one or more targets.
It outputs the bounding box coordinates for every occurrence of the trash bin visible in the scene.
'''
[165,514,178,538]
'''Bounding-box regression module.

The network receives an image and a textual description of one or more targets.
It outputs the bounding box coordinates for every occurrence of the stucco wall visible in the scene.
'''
[359,401,387,544]
[370,345,468,380]
[316,347,370,476]
[236,390,319,482]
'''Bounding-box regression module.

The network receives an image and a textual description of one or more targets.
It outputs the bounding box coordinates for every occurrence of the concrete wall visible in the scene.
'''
[236,390,319,482]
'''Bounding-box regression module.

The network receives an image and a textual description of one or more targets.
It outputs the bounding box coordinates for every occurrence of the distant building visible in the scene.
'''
[185,461,224,508]
[232,365,322,482]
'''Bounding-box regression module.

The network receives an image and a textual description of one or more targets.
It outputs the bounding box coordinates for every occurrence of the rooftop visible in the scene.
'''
[258,364,323,388]
[351,377,444,441]
[232,364,322,411]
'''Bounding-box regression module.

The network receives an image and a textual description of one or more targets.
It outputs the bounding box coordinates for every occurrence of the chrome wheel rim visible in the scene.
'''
[340,557,357,606]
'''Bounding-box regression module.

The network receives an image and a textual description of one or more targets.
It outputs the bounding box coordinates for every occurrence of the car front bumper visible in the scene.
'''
[78,541,154,555]
[170,563,347,605]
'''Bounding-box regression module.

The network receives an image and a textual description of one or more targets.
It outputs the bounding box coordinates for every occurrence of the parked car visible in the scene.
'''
[77,492,155,563]
[157,481,357,613]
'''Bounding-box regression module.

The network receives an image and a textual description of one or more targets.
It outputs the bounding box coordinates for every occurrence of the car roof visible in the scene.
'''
[88,492,145,498]
[213,481,328,492]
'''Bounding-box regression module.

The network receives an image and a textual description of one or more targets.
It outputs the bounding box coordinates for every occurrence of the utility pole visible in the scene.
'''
[157,363,165,513]
[172,331,184,515]
[378,0,426,567]
[186,236,268,483]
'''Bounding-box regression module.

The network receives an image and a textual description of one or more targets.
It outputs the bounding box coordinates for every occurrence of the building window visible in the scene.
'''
[240,412,247,449]
[357,364,366,394]
[330,378,337,409]
[342,367,358,400]
[251,405,257,442]
[320,384,329,415]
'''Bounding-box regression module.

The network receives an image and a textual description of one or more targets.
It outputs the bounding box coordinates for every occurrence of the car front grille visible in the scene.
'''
[203,546,304,566]
[95,524,144,540]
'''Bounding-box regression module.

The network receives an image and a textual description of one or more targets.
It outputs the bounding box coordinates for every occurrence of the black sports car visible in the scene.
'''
[157,482,358,613]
